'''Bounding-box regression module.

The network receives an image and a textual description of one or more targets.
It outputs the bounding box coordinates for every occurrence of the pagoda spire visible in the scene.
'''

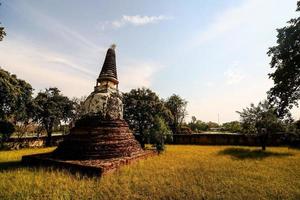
[97,44,118,85]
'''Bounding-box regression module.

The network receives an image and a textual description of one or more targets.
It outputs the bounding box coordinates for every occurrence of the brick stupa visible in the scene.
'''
[22,46,154,176]
[54,45,144,159]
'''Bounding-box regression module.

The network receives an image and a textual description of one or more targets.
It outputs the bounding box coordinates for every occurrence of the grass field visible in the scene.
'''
[0,145,300,200]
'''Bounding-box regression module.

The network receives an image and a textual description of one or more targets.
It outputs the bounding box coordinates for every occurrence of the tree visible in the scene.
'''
[0,68,33,122]
[150,116,171,153]
[0,3,6,41]
[123,88,171,148]
[33,88,74,146]
[0,68,35,149]
[165,94,187,134]
[0,120,15,148]
[222,121,242,133]
[188,116,208,132]
[207,121,219,130]
[0,27,5,41]
[293,120,300,134]
[267,1,300,117]
[237,100,284,150]
[191,116,197,124]
[70,96,86,126]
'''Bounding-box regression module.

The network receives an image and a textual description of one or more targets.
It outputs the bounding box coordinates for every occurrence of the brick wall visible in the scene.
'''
[171,133,287,146]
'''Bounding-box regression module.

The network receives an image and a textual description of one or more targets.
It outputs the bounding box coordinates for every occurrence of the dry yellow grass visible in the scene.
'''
[0,145,300,200]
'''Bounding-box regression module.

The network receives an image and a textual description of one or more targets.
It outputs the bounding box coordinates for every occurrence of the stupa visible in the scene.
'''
[22,45,154,176]
[53,45,144,160]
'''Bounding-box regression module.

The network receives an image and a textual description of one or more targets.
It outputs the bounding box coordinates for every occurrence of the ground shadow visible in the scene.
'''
[0,160,89,179]
[0,161,24,171]
[218,147,294,160]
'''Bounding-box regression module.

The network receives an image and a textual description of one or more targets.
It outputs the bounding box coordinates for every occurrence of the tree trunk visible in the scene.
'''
[140,140,145,149]
[45,120,54,147]
[45,130,52,147]
[170,124,177,135]
[260,133,268,151]
[262,142,266,151]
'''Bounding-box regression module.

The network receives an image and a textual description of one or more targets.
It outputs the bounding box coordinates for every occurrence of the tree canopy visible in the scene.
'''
[0,120,15,148]
[237,100,283,134]
[237,100,285,150]
[188,116,208,132]
[0,3,6,41]
[123,88,171,147]
[267,1,300,116]
[164,94,187,134]
[33,87,74,146]
[0,68,33,122]
[0,27,5,41]
[221,121,241,133]
[150,116,170,152]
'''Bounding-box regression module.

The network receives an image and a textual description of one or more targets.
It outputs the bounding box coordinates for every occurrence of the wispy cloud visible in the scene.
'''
[6,1,104,53]
[224,68,244,85]
[0,38,94,97]
[188,0,298,48]
[224,62,244,85]
[0,37,164,97]
[119,60,164,91]
[204,81,214,87]
[101,15,172,29]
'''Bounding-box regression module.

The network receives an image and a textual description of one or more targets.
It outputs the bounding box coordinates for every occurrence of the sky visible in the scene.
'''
[0,0,299,123]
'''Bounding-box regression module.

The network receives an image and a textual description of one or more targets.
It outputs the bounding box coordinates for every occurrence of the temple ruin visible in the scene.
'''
[22,45,155,176]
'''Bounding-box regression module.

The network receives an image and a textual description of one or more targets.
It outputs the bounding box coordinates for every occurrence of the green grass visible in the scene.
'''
[0,145,300,200]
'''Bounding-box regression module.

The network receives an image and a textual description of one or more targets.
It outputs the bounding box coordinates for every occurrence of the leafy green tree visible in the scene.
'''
[222,121,242,133]
[0,68,34,149]
[191,116,197,124]
[0,27,5,41]
[207,121,219,130]
[267,2,300,117]
[150,116,171,153]
[0,120,15,148]
[123,88,171,148]
[178,124,193,134]
[165,94,187,134]
[0,68,33,122]
[70,96,86,126]
[188,116,208,132]
[33,88,74,146]
[293,120,300,134]
[0,3,5,41]
[237,100,284,150]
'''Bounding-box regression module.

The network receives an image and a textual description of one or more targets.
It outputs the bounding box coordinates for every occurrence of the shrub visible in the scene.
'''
[150,116,171,153]
[0,120,15,148]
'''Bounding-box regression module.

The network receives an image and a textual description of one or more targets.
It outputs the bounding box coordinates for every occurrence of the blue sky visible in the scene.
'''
[0,0,299,123]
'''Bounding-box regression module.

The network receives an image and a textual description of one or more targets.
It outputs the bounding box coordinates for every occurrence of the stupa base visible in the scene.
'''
[53,118,145,160]
[22,150,157,177]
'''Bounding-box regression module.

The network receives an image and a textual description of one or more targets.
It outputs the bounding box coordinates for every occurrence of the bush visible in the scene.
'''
[150,116,171,153]
[0,120,15,148]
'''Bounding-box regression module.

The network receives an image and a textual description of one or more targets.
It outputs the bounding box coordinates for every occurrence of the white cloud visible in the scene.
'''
[122,15,170,26]
[184,0,300,122]
[188,0,298,48]
[7,1,104,53]
[0,38,164,97]
[224,68,244,85]
[204,81,214,87]
[102,15,172,29]
[0,39,94,97]
[224,62,244,85]
[118,60,164,91]
[187,78,271,123]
